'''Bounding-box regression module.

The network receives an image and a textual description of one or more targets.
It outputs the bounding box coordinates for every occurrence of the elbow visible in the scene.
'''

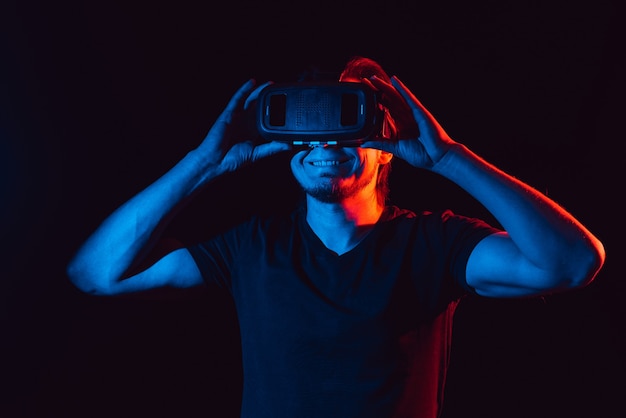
[66,259,113,296]
[567,238,606,290]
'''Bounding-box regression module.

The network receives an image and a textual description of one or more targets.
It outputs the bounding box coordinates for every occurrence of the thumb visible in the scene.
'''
[250,141,293,162]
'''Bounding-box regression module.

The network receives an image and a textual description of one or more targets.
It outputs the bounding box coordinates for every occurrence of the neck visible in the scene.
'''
[305,192,384,255]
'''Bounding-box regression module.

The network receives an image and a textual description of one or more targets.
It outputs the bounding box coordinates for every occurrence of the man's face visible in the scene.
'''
[290,146,390,203]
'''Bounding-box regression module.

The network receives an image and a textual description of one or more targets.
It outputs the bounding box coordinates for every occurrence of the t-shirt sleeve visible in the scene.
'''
[186,221,253,291]
[438,209,500,294]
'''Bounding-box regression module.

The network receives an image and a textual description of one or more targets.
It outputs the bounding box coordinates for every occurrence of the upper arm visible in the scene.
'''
[107,248,204,296]
[465,232,572,298]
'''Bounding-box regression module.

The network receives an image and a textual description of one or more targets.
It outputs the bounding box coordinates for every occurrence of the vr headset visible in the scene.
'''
[256,81,388,146]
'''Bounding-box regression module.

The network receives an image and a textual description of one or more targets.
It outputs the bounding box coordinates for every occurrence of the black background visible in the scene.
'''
[2,0,624,417]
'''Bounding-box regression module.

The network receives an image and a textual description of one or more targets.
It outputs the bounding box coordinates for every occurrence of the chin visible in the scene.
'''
[304,181,355,203]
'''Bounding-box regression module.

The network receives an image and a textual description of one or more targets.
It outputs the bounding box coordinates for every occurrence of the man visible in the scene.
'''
[66,56,605,418]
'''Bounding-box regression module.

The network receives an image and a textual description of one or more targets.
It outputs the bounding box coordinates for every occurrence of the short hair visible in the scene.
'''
[339,56,396,205]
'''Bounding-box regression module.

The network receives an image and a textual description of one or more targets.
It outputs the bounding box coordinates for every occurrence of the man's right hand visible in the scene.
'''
[193,79,292,174]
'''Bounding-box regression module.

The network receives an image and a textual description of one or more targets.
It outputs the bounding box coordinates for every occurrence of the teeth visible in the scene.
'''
[312,160,341,167]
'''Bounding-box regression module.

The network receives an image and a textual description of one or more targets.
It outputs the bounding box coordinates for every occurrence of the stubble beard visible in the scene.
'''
[303,180,346,203]
[301,171,376,203]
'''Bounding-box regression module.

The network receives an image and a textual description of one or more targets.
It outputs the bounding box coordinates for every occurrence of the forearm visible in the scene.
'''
[67,149,221,294]
[431,144,604,281]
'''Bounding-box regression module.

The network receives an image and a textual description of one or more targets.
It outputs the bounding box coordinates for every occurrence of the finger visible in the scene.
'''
[367,75,393,93]
[244,80,273,110]
[369,76,419,138]
[219,79,257,123]
[368,76,404,106]
[390,76,434,121]
[251,141,293,161]
[360,77,378,91]
[368,75,417,119]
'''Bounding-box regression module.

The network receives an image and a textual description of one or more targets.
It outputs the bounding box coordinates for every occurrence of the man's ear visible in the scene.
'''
[378,150,393,165]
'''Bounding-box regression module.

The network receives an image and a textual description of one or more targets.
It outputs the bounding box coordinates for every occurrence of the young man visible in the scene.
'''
[67,57,605,418]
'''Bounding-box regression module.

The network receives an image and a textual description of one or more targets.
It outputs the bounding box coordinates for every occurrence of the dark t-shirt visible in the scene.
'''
[187,205,499,418]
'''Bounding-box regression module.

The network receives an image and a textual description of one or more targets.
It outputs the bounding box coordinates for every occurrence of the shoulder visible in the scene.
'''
[380,205,418,222]
[209,207,302,246]
[382,205,477,225]
[391,206,494,228]
[382,205,470,221]
[380,206,499,242]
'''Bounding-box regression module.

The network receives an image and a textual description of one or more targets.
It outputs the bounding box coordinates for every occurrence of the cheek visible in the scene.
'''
[290,152,307,182]
[357,150,381,173]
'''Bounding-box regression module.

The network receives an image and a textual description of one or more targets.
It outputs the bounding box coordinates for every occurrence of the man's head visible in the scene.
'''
[290,56,396,205]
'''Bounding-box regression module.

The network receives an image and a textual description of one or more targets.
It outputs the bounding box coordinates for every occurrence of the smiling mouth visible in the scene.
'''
[310,160,345,167]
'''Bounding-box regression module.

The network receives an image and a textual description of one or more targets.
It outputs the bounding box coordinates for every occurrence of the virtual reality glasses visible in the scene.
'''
[256,81,388,146]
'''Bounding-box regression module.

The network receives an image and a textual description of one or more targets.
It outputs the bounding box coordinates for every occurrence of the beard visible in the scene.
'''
[300,170,377,203]
[302,180,349,203]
